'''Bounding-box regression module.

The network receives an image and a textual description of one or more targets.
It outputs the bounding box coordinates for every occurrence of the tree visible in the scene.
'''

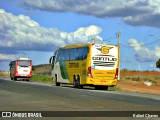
[156,58,160,69]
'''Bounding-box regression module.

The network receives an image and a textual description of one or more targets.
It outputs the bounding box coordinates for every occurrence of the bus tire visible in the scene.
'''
[77,76,83,89]
[55,75,60,86]
[73,75,78,88]
[13,76,17,81]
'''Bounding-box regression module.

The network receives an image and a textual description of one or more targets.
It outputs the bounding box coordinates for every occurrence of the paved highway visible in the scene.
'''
[0,77,160,119]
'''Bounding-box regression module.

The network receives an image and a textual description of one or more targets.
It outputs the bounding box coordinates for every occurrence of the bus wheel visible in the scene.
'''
[55,75,60,86]
[77,77,83,89]
[13,77,17,81]
[73,76,78,88]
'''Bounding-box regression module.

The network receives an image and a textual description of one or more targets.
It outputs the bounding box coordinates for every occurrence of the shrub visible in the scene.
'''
[30,74,51,83]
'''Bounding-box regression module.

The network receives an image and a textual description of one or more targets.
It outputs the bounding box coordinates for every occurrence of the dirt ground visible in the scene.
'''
[117,71,160,95]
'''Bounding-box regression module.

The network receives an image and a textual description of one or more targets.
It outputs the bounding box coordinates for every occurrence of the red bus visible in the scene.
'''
[9,58,32,81]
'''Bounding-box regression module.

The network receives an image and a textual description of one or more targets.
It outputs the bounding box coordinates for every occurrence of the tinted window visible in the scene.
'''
[18,60,31,66]
[57,47,89,61]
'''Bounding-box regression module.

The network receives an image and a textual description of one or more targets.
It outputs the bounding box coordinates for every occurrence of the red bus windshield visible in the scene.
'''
[18,60,31,66]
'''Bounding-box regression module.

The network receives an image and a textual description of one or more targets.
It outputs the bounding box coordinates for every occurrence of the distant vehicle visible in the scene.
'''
[49,43,120,90]
[9,58,32,81]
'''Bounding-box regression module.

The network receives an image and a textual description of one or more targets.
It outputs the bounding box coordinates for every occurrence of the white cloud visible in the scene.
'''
[148,64,155,68]
[128,39,160,62]
[0,9,103,60]
[0,53,19,61]
[23,0,160,28]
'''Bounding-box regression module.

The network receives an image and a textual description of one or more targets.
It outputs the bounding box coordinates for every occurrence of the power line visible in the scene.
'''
[141,39,160,46]
[120,39,160,48]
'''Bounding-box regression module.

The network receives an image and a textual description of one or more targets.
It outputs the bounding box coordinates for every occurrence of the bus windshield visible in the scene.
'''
[18,60,31,66]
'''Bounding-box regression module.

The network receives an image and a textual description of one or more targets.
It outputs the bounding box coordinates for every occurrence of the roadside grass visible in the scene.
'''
[0,72,9,79]
[120,75,160,85]
[108,86,122,91]
[30,74,52,83]
[0,72,9,77]
[120,69,160,85]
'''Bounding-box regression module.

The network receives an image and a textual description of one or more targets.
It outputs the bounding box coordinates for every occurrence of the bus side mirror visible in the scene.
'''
[49,56,55,64]
[49,57,51,64]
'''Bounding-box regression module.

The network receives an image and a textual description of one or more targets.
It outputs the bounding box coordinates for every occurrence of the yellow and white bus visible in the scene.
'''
[49,43,120,90]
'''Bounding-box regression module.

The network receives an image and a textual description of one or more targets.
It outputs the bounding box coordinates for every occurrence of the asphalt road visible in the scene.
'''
[0,77,160,120]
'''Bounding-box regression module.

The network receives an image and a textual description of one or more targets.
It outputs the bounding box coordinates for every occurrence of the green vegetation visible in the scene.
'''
[108,86,122,91]
[30,74,52,83]
[121,68,157,72]
[156,58,160,69]
[121,75,160,85]
[0,72,9,77]
[120,68,160,85]
[30,64,53,83]
[32,64,52,75]
[32,64,50,70]
[121,68,142,72]
[121,68,129,72]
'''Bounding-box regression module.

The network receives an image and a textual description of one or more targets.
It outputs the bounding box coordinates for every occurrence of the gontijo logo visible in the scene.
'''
[101,46,113,54]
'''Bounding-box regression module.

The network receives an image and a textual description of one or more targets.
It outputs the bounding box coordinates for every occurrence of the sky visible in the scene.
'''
[0,0,160,71]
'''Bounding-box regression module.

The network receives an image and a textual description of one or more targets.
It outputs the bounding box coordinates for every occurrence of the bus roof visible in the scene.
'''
[60,43,90,49]
[19,58,29,60]
[59,43,118,49]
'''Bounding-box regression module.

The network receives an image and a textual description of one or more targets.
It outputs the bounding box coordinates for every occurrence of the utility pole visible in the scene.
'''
[117,32,121,80]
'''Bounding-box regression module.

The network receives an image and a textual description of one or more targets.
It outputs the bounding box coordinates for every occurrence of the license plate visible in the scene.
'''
[100,80,106,83]
[21,74,26,76]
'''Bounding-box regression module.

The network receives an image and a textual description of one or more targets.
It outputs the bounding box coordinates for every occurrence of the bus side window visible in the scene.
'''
[61,50,65,61]
[56,49,64,61]
[83,47,89,59]
[56,50,61,62]
[77,47,88,60]
[75,48,79,60]
[52,56,55,64]
[56,54,59,62]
